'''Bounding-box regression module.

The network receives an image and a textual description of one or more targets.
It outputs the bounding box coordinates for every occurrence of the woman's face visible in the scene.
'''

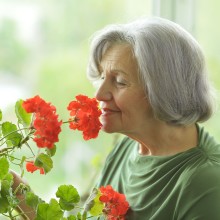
[95,44,154,136]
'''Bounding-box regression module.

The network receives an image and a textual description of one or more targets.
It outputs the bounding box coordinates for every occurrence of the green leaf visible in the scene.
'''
[2,122,22,147]
[56,185,80,211]
[59,199,75,211]
[7,194,19,208]
[89,190,104,216]
[15,99,32,127]
[45,145,56,157]
[67,216,77,220]
[0,109,2,121]
[62,216,77,220]
[0,126,2,140]
[35,198,63,220]
[25,191,42,210]
[20,155,26,167]
[1,173,13,197]
[0,173,14,213]
[77,212,82,220]
[0,157,9,180]
[81,212,87,220]
[35,153,53,174]
[0,196,9,213]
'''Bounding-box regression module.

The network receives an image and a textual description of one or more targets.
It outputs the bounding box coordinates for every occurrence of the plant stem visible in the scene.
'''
[74,205,84,210]
[62,117,77,124]
[0,147,14,155]
[86,215,102,219]
[62,120,71,124]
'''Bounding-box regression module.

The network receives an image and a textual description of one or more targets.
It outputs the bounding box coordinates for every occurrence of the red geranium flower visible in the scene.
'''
[99,185,129,220]
[26,161,45,174]
[67,94,102,140]
[22,95,62,148]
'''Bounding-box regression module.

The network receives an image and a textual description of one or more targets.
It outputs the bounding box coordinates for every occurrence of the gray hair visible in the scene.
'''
[87,17,216,125]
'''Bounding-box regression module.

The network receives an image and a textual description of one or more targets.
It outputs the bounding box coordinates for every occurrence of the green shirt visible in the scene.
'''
[96,125,220,219]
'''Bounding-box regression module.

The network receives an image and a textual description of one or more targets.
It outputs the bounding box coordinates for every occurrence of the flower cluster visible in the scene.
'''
[67,94,102,140]
[26,161,45,174]
[22,95,62,149]
[99,185,129,220]
[21,94,102,175]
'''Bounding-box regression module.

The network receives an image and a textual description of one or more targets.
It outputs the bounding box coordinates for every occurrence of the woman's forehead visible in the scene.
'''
[100,44,137,70]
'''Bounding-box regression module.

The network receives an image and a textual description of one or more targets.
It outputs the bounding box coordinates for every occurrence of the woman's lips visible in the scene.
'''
[101,108,120,116]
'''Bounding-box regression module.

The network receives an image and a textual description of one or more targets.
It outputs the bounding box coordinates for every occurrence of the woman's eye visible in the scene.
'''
[116,80,126,85]
[115,78,127,86]
[100,74,105,80]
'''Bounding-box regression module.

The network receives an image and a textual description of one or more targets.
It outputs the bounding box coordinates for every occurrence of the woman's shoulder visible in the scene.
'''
[197,125,220,162]
[198,125,220,149]
[179,158,220,191]
[176,160,220,219]
[193,161,220,183]
[178,125,220,188]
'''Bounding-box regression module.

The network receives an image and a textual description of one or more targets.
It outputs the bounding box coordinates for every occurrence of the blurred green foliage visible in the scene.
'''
[0,18,29,74]
[196,0,220,140]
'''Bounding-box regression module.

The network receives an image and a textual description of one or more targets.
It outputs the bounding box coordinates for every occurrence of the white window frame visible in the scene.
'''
[152,0,196,35]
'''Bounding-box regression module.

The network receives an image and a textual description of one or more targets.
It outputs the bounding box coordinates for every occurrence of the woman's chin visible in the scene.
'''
[101,124,117,134]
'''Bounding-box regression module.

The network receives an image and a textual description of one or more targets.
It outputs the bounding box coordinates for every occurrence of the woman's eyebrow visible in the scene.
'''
[98,66,129,76]
[110,69,128,76]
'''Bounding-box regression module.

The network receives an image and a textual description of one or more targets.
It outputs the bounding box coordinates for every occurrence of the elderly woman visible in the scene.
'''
[87,17,220,219]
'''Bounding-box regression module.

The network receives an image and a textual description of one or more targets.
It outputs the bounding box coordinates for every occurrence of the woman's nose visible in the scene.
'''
[95,80,112,101]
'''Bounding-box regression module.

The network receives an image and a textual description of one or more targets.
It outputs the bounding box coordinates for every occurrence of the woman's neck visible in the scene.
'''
[131,123,198,156]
